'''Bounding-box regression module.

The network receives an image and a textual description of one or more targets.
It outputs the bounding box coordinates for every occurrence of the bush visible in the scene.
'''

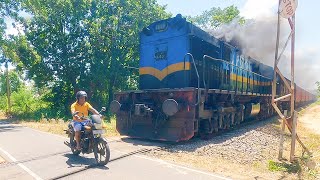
[0,95,7,111]
[9,87,48,119]
[7,87,70,121]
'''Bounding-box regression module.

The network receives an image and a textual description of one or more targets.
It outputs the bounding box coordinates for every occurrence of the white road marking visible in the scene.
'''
[114,150,232,180]
[0,147,43,180]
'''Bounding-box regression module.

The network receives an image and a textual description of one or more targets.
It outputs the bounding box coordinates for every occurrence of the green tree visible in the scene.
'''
[316,81,320,97]
[0,0,20,44]
[0,69,25,113]
[11,0,169,117]
[188,5,245,28]
[5,86,49,119]
[0,70,23,95]
[0,0,22,55]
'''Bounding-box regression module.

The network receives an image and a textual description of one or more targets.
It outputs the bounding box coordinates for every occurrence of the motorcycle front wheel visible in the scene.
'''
[93,138,110,166]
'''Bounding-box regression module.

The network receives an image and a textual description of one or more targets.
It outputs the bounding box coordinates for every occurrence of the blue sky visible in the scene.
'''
[157,0,320,90]
[157,0,247,16]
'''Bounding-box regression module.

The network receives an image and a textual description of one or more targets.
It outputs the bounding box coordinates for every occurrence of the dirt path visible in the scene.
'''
[298,104,320,135]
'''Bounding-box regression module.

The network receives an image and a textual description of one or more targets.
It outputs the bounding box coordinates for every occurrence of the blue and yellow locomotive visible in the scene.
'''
[110,14,315,142]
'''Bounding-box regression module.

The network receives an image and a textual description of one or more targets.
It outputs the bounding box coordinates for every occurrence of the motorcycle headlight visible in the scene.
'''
[94,123,102,130]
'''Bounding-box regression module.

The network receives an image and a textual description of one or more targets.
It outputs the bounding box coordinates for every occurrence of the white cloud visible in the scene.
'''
[240,0,278,19]
[279,47,320,91]
[238,0,319,90]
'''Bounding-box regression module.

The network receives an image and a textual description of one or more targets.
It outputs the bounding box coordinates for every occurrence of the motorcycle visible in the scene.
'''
[64,107,110,166]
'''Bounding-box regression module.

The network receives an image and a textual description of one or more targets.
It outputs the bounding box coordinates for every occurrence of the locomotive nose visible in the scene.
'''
[162,99,179,116]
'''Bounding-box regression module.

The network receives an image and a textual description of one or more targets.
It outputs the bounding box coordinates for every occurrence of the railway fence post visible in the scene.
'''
[290,111,298,162]
[278,110,287,160]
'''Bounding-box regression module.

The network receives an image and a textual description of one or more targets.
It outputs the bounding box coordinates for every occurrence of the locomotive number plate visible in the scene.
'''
[154,43,168,60]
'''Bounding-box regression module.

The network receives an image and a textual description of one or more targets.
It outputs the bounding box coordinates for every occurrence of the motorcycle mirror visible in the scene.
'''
[101,107,106,112]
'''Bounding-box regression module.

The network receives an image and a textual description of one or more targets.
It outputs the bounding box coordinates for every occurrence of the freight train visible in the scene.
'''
[110,14,316,142]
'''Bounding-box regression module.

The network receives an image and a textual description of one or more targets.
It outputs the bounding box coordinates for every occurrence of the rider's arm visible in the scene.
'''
[87,102,100,115]
[71,103,80,120]
[89,106,100,115]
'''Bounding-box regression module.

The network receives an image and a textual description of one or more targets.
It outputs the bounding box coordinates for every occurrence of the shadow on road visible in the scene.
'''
[120,137,171,147]
[48,154,109,180]
[0,123,23,133]
[64,153,97,168]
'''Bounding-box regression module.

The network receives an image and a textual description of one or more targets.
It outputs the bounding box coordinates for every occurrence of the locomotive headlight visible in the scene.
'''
[162,99,179,116]
[155,21,168,32]
[110,100,121,114]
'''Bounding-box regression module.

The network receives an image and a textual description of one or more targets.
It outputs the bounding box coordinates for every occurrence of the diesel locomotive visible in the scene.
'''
[110,14,316,142]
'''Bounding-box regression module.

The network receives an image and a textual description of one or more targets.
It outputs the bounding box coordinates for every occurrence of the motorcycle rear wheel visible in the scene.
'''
[93,138,110,166]
[70,133,81,155]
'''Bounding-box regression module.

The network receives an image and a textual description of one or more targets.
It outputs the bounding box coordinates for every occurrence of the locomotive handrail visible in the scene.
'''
[184,53,201,106]
[203,55,273,94]
[202,55,272,80]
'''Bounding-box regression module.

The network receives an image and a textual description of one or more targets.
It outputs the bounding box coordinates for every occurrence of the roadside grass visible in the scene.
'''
[292,121,320,179]
[267,102,320,179]
[17,117,119,137]
[268,160,300,173]
[294,103,320,179]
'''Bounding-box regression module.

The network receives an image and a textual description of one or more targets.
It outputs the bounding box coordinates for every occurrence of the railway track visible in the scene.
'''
[1,116,277,180]
[48,144,174,180]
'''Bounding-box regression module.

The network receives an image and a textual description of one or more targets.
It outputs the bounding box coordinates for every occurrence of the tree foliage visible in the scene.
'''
[10,0,170,117]
[0,70,24,113]
[316,81,320,97]
[0,70,23,95]
[0,0,18,42]
[0,85,49,119]
[188,5,245,28]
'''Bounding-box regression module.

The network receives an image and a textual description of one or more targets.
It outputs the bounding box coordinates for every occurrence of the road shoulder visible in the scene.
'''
[0,155,4,164]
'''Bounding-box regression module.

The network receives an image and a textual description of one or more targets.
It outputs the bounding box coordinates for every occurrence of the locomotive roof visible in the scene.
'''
[142,14,226,49]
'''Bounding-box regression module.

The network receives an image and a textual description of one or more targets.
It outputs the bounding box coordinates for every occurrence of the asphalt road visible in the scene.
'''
[0,121,230,180]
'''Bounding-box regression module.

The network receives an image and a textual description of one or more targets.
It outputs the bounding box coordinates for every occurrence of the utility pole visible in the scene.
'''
[273,0,309,162]
[5,59,11,114]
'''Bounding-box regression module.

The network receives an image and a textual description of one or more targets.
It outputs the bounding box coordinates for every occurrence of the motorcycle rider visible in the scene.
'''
[71,91,100,150]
